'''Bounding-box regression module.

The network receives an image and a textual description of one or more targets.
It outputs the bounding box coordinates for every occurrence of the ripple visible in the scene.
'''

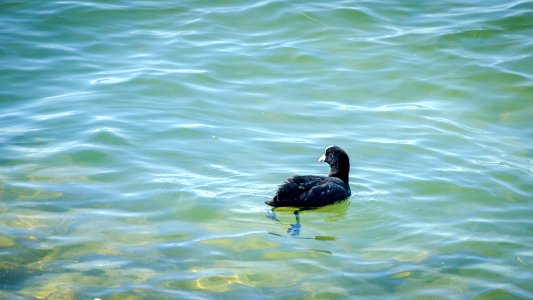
[86,127,132,146]
[1,0,532,298]
[90,77,130,85]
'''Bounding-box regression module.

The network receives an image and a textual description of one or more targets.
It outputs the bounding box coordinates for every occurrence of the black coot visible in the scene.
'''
[266,145,351,208]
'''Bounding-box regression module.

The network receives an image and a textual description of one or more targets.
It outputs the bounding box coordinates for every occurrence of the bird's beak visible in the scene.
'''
[318,154,326,162]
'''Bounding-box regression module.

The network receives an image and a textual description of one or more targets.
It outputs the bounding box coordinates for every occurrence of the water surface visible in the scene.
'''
[1,1,532,299]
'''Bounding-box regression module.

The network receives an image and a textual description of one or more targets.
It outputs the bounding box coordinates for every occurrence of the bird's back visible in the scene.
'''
[267,175,350,208]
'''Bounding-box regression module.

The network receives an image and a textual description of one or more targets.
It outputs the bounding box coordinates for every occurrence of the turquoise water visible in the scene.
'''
[1,0,532,298]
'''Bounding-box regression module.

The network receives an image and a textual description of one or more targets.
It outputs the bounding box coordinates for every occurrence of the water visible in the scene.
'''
[1,0,532,298]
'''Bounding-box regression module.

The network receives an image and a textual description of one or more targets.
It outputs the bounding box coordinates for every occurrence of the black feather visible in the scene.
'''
[266,146,351,208]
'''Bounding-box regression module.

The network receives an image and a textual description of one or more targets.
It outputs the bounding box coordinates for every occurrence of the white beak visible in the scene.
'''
[318,154,326,162]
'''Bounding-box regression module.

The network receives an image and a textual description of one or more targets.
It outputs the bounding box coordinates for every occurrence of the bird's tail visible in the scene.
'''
[265,196,277,207]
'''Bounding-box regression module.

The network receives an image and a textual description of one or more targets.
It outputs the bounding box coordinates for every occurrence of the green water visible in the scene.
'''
[1,1,532,299]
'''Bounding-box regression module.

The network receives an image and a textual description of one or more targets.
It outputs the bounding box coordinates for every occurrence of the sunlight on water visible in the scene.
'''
[1,0,532,298]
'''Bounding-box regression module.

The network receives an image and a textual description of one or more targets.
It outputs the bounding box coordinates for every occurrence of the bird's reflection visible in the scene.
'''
[266,209,300,236]
[265,200,350,237]
[287,211,301,236]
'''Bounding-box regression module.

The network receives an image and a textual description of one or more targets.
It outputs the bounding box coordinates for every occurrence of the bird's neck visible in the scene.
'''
[329,165,350,184]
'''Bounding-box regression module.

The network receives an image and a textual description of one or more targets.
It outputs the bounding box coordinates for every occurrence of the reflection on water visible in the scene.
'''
[1,0,531,298]
[266,200,350,238]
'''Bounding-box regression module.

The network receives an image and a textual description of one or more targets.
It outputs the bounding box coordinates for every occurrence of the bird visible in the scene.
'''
[266,145,351,208]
